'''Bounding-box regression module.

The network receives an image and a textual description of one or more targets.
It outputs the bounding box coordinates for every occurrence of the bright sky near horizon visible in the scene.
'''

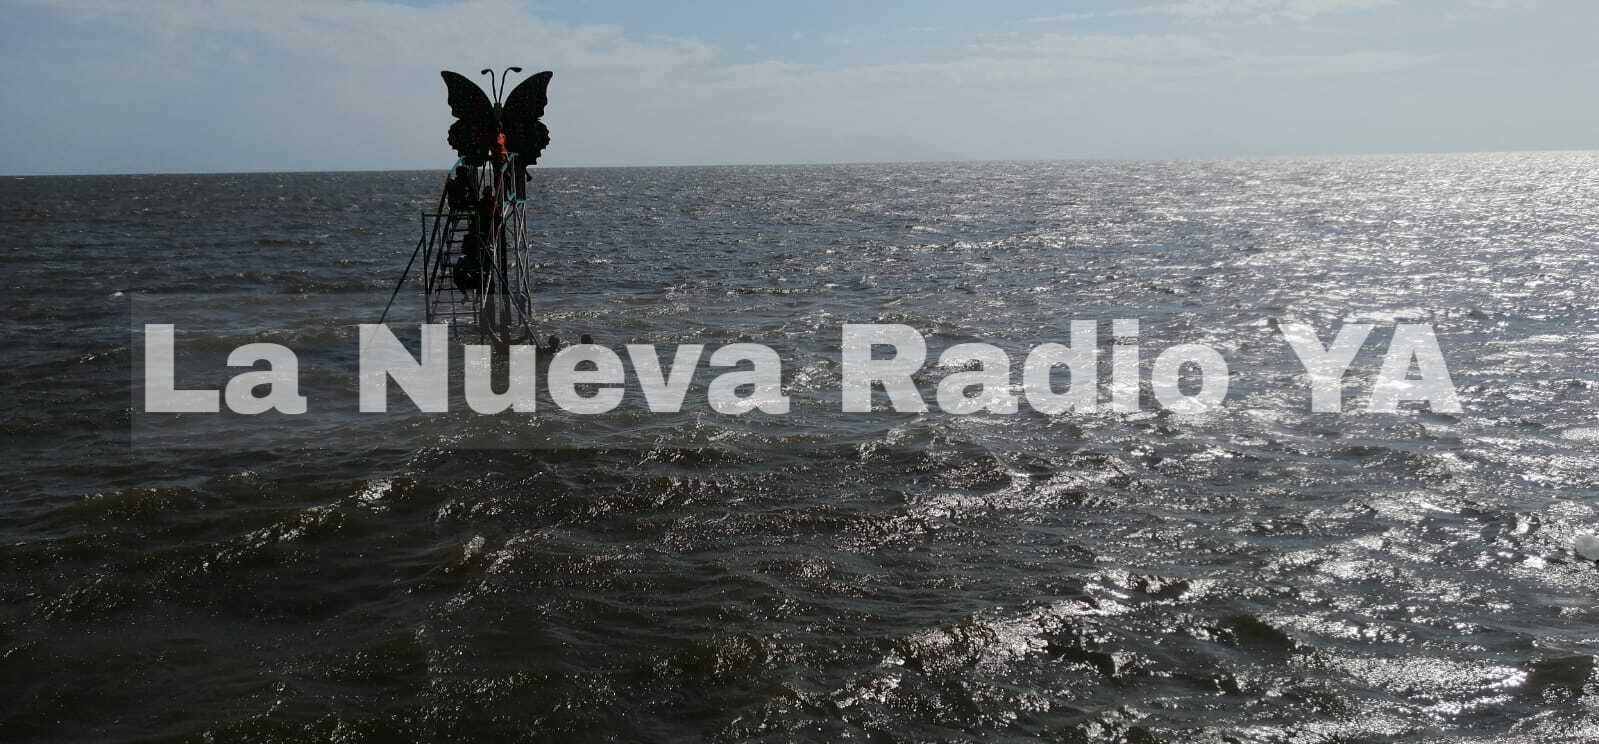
[1,0,1595,174]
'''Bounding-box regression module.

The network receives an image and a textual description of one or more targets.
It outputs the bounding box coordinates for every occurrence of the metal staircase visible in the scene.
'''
[410,157,538,346]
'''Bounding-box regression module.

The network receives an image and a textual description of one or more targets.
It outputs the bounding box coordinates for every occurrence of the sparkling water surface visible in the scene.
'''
[2,153,1598,741]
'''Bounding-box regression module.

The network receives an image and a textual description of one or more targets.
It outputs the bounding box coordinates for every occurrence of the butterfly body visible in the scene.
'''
[441,69,552,167]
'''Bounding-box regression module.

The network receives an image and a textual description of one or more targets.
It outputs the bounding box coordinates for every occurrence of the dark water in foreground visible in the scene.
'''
[3,155,1599,742]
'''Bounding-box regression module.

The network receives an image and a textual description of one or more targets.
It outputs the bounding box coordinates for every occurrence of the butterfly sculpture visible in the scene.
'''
[441,68,553,167]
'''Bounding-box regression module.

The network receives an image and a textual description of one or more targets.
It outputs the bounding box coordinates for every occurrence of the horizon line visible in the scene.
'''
[5,147,1595,179]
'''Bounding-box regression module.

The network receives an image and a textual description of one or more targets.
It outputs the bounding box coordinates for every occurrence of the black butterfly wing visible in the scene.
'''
[501,71,553,165]
[441,71,496,166]
[502,70,552,120]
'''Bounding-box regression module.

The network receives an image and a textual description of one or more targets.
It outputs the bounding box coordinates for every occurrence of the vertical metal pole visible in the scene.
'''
[421,211,433,324]
[495,163,512,349]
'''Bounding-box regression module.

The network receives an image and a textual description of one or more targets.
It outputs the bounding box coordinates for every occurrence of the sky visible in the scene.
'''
[1,0,1595,174]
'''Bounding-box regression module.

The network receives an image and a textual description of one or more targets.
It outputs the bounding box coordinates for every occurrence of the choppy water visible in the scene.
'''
[3,153,1599,742]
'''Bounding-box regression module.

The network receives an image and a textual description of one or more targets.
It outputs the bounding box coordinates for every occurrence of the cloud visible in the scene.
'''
[26,0,717,78]
[4,0,735,169]
[5,0,1581,172]
[1160,0,1395,20]
[1028,0,1394,24]
[1464,0,1541,9]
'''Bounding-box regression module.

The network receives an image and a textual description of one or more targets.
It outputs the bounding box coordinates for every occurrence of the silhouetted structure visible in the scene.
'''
[376,67,555,348]
[442,68,552,198]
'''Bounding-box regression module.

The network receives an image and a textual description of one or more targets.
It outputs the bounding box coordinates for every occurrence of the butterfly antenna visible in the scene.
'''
[498,67,523,104]
[480,68,499,104]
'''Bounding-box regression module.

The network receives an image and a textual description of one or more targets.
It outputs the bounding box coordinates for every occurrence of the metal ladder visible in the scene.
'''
[421,210,482,331]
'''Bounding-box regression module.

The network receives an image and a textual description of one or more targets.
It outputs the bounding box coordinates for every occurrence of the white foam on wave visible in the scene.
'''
[1574,534,1599,561]
[1558,427,1599,443]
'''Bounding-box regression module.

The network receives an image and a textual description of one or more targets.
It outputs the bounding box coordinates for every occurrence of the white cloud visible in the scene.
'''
[4,0,1585,172]
[1028,0,1394,24]
[1464,0,1541,9]
[30,0,717,76]
[1159,0,1395,21]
